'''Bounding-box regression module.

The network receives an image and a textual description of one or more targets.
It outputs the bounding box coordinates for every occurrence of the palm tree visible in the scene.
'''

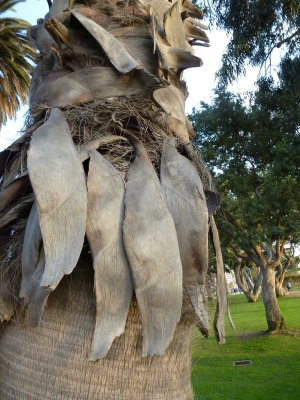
[0,1,226,398]
[0,0,36,127]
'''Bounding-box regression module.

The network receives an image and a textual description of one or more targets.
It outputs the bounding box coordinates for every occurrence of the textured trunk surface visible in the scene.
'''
[275,271,287,297]
[275,280,287,297]
[0,262,194,400]
[252,269,262,300]
[261,266,285,331]
[234,264,260,303]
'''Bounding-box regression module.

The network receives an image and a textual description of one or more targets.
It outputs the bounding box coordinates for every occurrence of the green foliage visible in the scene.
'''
[200,0,300,85]
[192,294,300,399]
[190,57,300,259]
[0,0,36,127]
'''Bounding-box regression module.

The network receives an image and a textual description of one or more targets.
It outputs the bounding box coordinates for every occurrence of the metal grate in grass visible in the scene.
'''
[233,360,252,366]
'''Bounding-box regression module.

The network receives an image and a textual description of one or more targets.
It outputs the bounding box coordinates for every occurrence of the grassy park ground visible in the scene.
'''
[191,291,300,400]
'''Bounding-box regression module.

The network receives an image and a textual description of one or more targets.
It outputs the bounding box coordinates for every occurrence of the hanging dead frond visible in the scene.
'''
[27,108,87,290]
[123,135,182,356]
[86,150,133,360]
[160,138,209,336]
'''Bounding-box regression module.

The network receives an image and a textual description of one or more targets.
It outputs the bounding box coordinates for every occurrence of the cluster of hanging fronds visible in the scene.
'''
[0,0,228,359]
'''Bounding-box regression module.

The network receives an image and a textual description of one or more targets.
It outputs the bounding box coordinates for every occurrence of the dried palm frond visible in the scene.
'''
[0,224,26,321]
[161,138,209,336]
[123,135,182,356]
[0,195,34,229]
[27,109,87,290]
[86,151,133,360]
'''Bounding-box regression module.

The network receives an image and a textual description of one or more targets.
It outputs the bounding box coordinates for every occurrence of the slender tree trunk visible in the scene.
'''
[275,274,287,297]
[243,268,254,291]
[205,273,216,302]
[234,263,258,302]
[275,264,288,297]
[252,268,262,299]
[0,261,194,400]
[261,265,285,331]
[206,287,214,301]
[225,277,230,295]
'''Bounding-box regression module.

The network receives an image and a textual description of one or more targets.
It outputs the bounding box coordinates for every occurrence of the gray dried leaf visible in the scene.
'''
[156,42,202,70]
[19,202,42,301]
[27,108,87,289]
[184,21,210,43]
[28,23,56,54]
[160,138,209,335]
[73,7,111,29]
[30,67,159,108]
[86,150,133,360]
[25,247,52,327]
[123,135,182,356]
[182,0,204,19]
[164,1,191,51]
[46,0,70,21]
[153,85,186,123]
[71,10,138,74]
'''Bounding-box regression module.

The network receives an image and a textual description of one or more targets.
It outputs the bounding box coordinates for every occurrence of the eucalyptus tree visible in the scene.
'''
[0,0,36,126]
[0,0,225,398]
[201,0,299,85]
[191,57,300,330]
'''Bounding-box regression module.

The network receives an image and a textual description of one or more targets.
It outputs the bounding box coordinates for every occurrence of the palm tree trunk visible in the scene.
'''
[0,2,217,398]
[0,260,194,400]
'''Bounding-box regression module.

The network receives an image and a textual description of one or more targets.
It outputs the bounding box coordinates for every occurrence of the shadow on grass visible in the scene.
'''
[236,330,268,340]
[236,328,300,339]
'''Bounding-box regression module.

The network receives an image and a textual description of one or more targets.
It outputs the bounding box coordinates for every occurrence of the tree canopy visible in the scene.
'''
[0,0,36,127]
[200,0,299,85]
[190,56,300,269]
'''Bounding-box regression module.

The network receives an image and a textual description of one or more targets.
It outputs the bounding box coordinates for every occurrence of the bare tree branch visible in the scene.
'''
[224,211,247,233]
[274,29,300,50]
[227,243,247,260]
[259,28,300,74]
[246,250,263,267]
[243,268,254,291]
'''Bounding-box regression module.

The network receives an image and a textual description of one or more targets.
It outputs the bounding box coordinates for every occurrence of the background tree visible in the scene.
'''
[275,245,298,296]
[200,0,299,85]
[0,0,36,127]
[190,56,300,330]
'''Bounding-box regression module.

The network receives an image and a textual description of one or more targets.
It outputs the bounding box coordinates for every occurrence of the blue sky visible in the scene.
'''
[0,0,260,150]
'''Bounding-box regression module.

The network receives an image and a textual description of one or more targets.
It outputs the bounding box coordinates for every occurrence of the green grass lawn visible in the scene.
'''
[191,294,300,400]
